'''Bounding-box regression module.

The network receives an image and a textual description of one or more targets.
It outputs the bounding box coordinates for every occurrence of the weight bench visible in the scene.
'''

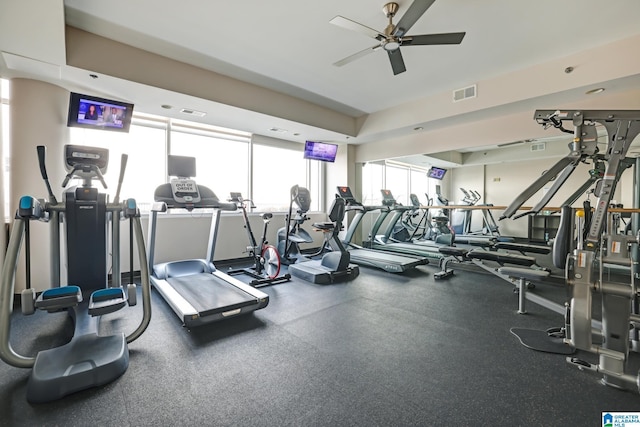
[497,267,550,314]
[435,246,551,313]
[494,242,550,255]
[434,246,468,279]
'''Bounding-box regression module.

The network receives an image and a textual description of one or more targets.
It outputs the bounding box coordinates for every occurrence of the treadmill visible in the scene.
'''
[363,189,448,261]
[336,186,429,273]
[147,155,268,328]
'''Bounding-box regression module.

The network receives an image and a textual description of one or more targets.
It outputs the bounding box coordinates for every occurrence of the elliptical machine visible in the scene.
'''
[0,144,152,403]
[228,192,291,287]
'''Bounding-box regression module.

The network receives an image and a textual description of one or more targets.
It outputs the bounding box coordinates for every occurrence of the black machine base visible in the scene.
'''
[288,261,360,285]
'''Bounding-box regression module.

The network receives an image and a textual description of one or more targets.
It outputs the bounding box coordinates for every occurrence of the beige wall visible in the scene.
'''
[9,78,69,293]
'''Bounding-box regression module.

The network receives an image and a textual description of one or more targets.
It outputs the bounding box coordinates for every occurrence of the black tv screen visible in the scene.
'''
[303,141,338,162]
[427,167,447,180]
[67,92,134,133]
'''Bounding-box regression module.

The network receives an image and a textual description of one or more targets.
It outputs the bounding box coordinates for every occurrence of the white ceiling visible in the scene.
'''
[2,0,640,165]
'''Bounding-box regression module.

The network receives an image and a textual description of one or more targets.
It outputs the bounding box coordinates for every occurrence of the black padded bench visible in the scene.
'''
[494,242,551,255]
[433,247,468,279]
[435,245,553,314]
[467,249,536,266]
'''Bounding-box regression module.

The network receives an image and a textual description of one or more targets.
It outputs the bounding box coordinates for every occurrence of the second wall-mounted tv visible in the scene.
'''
[67,92,134,133]
[427,166,447,180]
[303,141,338,163]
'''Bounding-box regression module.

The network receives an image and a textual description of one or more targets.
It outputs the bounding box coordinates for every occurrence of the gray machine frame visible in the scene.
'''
[503,110,640,393]
[337,186,429,273]
[0,145,152,403]
[147,158,269,328]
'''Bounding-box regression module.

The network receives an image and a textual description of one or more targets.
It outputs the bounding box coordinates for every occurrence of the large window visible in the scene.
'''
[361,162,384,206]
[69,119,166,212]
[169,123,250,203]
[68,115,321,213]
[252,139,320,212]
[0,77,324,216]
[410,169,429,206]
[385,164,409,205]
[361,161,430,207]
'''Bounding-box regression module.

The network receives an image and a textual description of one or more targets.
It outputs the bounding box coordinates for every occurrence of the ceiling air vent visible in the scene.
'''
[530,142,546,152]
[453,84,476,102]
[180,108,206,117]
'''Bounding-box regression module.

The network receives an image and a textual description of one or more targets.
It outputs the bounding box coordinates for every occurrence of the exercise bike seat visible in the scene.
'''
[312,221,335,232]
[260,213,273,220]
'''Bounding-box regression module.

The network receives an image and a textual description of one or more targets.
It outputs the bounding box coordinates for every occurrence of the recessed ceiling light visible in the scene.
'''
[414,127,423,131]
[269,127,287,133]
[586,88,605,95]
[161,104,172,109]
[89,74,98,79]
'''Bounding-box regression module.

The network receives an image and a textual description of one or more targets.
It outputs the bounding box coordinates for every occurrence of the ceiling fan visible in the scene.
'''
[330,0,466,75]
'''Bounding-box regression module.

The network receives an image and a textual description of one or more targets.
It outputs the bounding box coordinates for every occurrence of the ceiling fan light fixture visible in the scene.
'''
[383,39,400,51]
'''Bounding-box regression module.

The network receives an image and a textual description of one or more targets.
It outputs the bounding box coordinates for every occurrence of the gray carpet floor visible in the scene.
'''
[1,256,639,426]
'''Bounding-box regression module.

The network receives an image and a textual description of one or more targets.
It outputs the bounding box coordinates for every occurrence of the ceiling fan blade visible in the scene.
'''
[330,15,385,40]
[333,44,382,67]
[402,32,466,46]
[393,0,437,37]
[388,49,406,75]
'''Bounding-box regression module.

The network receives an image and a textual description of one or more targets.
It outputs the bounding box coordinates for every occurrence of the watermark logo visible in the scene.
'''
[603,412,640,427]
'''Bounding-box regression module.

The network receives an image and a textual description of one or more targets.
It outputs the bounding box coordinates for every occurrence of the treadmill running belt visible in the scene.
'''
[166,273,257,317]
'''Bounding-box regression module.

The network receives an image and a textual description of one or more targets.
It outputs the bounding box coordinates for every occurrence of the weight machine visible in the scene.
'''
[503,110,640,393]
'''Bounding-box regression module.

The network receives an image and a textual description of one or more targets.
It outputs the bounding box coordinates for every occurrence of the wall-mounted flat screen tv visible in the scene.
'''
[427,166,447,180]
[303,141,338,162]
[67,92,134,133]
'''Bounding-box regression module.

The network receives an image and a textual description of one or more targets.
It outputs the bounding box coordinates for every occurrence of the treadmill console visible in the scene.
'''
[337,186,361,206]
[170,178,201,204]
[380,189,396,206]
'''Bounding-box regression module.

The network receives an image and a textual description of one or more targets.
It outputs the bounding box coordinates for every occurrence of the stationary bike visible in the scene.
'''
[228,192,291,287]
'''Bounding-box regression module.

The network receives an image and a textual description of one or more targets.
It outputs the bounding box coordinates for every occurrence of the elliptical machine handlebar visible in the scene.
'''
[37,146,58,205]
[61,163,108,189]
